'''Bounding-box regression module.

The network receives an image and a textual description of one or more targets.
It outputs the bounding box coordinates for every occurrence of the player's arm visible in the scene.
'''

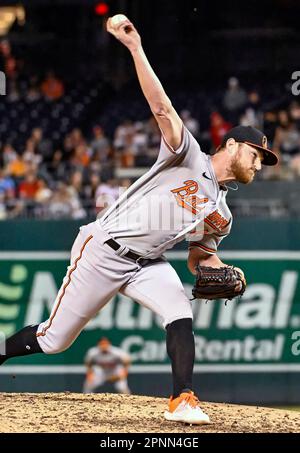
[84,358,94,382]
[116,348,131,371]
[187,228,231,274]
[122,357,131,369]
[85,360,93,369]
[84,350,94,370]
[106,16,183,150]
[119,358,131,380]
[188,248,226,275]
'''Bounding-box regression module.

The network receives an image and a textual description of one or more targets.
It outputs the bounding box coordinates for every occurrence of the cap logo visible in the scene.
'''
[262,135,267,148]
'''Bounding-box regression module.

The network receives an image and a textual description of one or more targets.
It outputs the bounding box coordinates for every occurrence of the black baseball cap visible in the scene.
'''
[221,125,278,166]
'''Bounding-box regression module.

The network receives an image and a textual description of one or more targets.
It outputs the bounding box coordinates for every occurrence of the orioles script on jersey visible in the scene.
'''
[170,179,208,215]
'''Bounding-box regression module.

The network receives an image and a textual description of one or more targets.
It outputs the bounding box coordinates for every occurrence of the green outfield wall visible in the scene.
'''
[0,219,300,403]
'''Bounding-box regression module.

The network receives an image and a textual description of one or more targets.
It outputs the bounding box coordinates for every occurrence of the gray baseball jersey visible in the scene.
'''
[85,345,130,369]
[98,126,232,257]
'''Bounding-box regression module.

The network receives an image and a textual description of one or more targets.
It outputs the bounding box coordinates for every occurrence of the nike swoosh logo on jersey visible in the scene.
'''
[202,172,212,180]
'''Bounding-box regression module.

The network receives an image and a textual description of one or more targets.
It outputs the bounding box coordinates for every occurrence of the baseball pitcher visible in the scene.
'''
[0,14,277,425]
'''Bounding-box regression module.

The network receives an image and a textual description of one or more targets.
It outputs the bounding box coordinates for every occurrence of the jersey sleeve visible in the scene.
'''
[156,124,198,163]
[188,220,232,255]
[84,348,96,365]
[188,233,224,255]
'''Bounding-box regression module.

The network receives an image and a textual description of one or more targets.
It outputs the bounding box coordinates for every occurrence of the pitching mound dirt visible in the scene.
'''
[0,392,299,433]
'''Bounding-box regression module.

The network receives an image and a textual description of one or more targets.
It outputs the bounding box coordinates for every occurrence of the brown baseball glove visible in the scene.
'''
[192,265,246,301]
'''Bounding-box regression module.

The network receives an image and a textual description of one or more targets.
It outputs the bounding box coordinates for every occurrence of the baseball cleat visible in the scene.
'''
[164,391,211,425]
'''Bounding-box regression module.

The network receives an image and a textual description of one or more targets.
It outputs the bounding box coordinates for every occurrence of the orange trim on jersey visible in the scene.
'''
[204,217,230,232]
[204,217,219,231]
[188,242,217,254]
[174,195,199,215]
[36,234,93,338]
[162,123,184,154]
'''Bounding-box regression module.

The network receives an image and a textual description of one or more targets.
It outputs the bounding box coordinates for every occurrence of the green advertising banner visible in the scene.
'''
[1,251,300,372]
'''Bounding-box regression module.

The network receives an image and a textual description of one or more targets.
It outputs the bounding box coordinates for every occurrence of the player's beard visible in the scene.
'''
[231,151,255,184]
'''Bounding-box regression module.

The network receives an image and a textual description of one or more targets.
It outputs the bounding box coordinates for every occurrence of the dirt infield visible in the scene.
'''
[0,392,299,433]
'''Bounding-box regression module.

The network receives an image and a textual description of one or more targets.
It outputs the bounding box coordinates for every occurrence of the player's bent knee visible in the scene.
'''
[37,335,72,354]
[47,343,69,354]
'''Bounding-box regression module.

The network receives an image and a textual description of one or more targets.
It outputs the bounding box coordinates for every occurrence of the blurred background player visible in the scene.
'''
[82,337,131,394]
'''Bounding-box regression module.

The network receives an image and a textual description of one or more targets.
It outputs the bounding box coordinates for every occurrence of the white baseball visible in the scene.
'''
[110,14,128,27]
